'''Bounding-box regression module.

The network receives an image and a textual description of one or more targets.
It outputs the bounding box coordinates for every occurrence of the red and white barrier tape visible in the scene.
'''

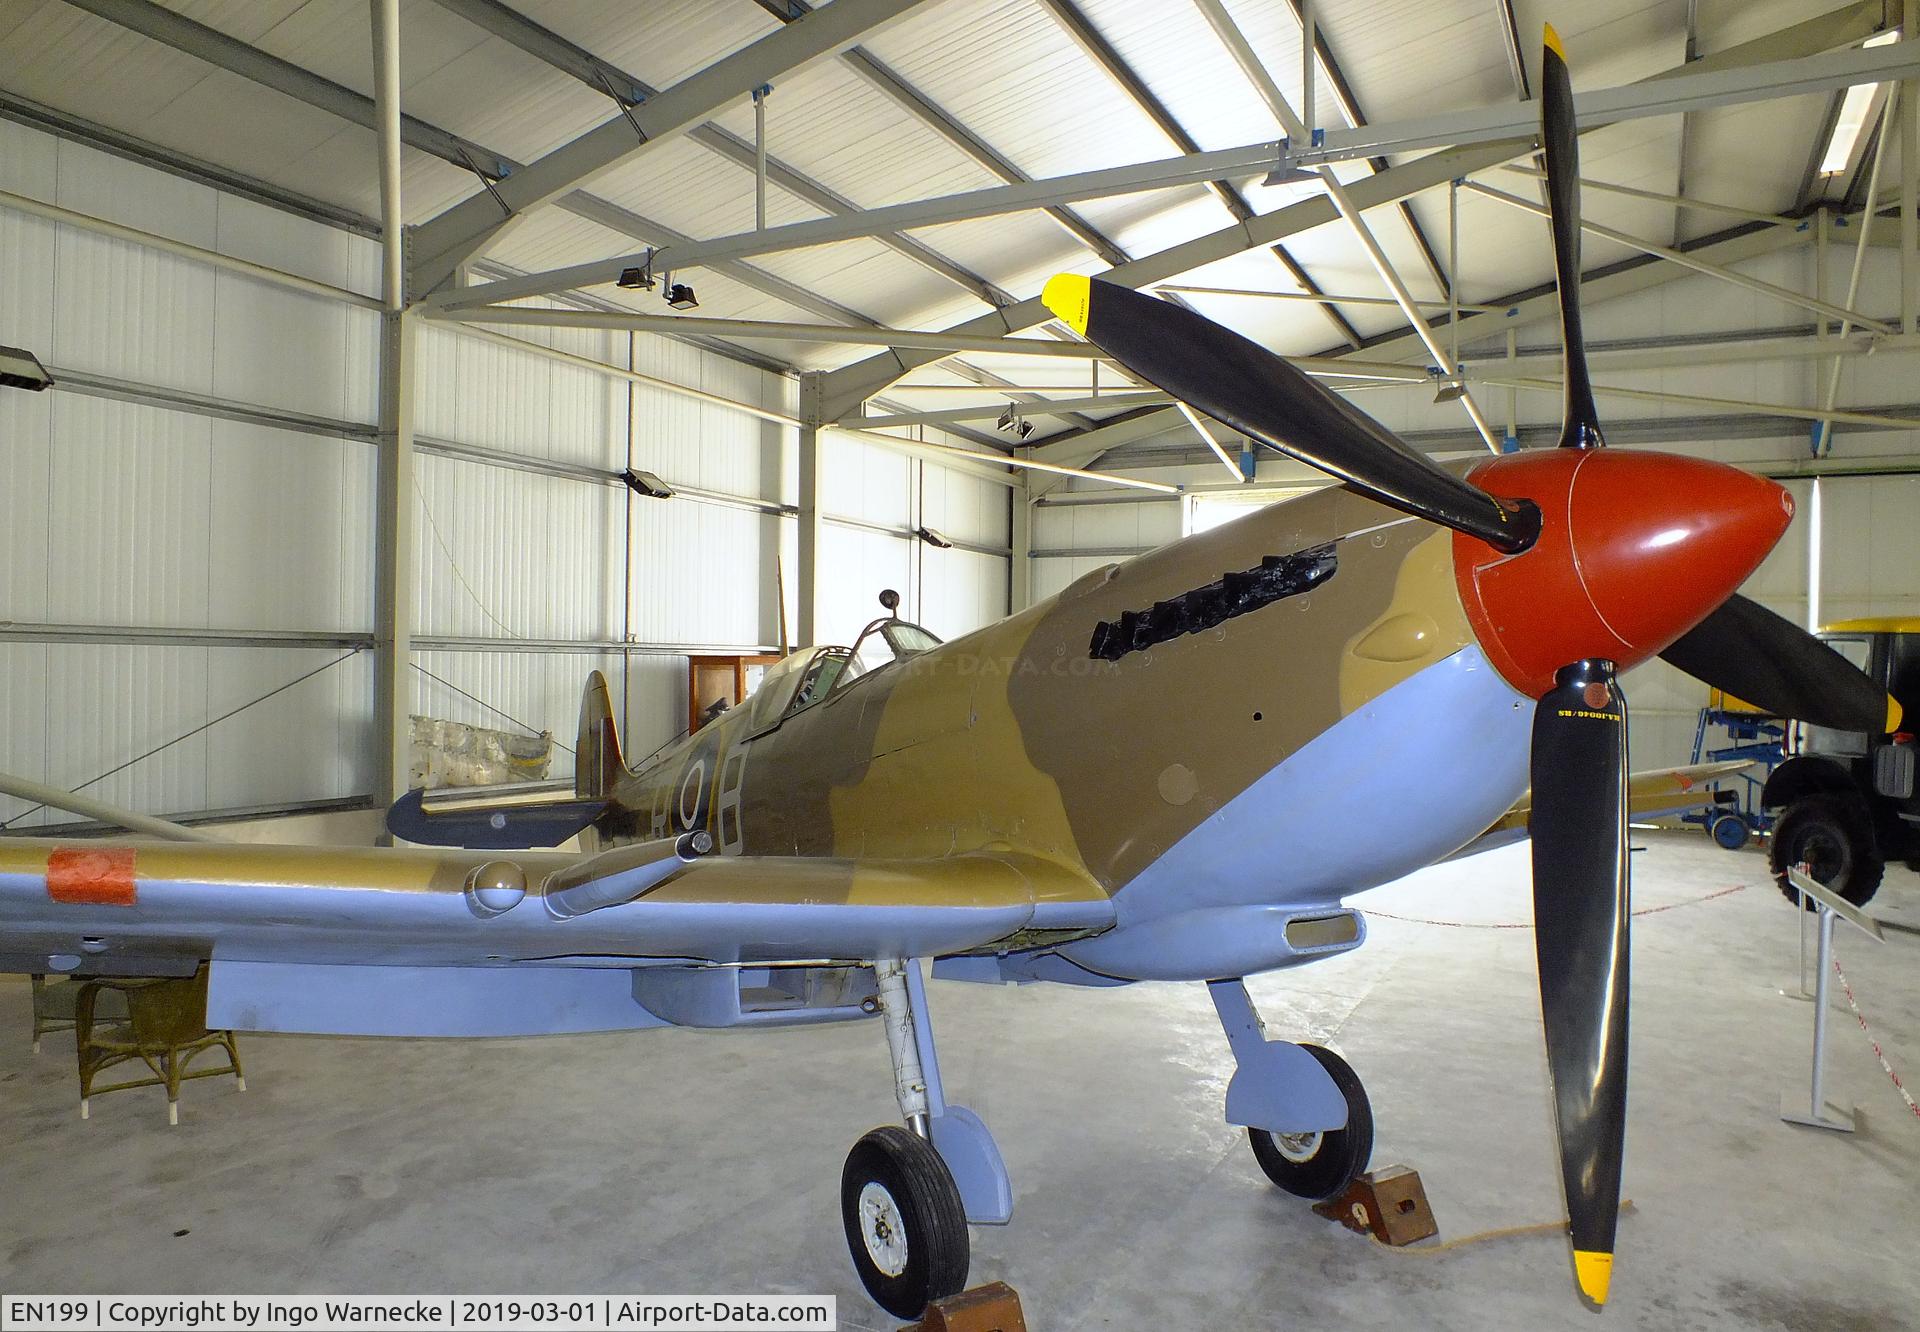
[1832,954,1920,1121]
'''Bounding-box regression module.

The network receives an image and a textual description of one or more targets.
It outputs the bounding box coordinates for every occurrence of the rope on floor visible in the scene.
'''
[1369,884,1747,930]
[1370,1201,1637,1256]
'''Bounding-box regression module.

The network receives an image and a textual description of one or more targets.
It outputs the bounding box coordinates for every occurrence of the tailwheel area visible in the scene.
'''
[841,1126,969,1319]
[1247,1044,1374,1200]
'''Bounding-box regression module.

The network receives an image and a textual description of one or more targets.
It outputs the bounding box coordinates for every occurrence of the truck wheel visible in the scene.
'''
[1769,793,1883,909]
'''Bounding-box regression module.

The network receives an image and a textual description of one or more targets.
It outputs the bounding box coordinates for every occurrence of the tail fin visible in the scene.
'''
[576,670,628,799]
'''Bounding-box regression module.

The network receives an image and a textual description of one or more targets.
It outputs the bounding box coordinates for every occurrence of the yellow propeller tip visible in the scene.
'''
[1573,1249,1613,1306]
[1889,695,1904,733]
[1041,273,1092,336]
[1544,23,1567,60]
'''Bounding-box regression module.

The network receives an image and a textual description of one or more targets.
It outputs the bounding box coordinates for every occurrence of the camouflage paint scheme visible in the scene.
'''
[0,481,1733,1014]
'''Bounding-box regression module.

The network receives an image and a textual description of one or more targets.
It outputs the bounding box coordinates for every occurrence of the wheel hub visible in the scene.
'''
[858,1180,909,1278]
[1275,1130,1323,1163]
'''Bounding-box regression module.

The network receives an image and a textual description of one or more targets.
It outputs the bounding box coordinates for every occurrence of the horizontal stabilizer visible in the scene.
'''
[386,787,608,848]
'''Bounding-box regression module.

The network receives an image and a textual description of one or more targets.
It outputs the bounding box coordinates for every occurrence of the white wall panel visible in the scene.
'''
[0,201,55,354]
[45,394,213,628]
[1031,554,1118,604]
[205,647,373,810]
[53,226,216,394]
[822,433,912,528]
[0,643,52,827]
[819,525,912,646]
[0,388,52,624]
[210,274,378,423]
[921,462,1011,548]
[412,650,625,786]
[1817,474,1920,623]
[413,453,622,641]
[622,653,690,768]
[208,420,373,631]
[418,324,622,470]
[921,548,1008,639]
[627,498,781,648]
[38,643,213,826]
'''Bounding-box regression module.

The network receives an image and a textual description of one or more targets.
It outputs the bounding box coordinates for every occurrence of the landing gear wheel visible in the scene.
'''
[1709,811,1750,851]
[1247,1044,1373,1200]
[841,1126,969,1319]
[1770,793,1883,910]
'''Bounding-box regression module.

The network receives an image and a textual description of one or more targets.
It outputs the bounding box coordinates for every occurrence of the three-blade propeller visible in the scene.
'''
[1041,24,1899,1310]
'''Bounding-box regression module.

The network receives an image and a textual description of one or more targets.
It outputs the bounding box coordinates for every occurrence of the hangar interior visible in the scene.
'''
[2,0,1918,1327]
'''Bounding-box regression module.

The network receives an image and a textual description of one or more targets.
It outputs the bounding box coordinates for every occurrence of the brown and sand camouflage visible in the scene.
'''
[611,483,1476,906]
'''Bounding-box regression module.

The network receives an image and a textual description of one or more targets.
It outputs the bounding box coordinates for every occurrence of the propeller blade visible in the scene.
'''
[1530,658,1630,1308]
[1040,274,1540,553]
[1659,593,1901,732]
[1542,26,1603,450]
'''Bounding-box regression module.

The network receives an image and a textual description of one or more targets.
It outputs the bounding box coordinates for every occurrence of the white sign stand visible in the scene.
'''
[1780,865,1885,1133]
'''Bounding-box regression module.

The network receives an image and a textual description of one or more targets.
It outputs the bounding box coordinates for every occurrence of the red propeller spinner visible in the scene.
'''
[1453,449,1796,699]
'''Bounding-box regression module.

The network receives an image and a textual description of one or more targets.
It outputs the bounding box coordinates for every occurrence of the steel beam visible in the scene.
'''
[0,188,379,308]
[816,0,1889,416]
[748,0,1132,267]
[432,306,1109,356]
[1272,38,1920,171]
[1464,182,1893,334]
[1034,0,1361,349]
[64,0,512,177]
[427,137,1293,309]
[0,89,379,236]
[427,0,1009,309]
[371,0,414,809]
[1498,165,1793,226]
[408,0,935,289]
[1155,283,1506,312]
[1195,0,1499,451]
[846,393,1171,428]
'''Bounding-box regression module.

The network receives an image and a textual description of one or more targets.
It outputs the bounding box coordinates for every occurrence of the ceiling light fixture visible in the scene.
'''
[1820,29,1902,176]
[665,281,698,311]
[0,344,53,392]
[618,467,674,499]
[914,526,953,549]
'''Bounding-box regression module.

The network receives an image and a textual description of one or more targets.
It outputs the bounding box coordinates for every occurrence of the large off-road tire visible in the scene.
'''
[1247,1044,1374,1201]
[841,1126,969,1319]
[1770,792,1884,909]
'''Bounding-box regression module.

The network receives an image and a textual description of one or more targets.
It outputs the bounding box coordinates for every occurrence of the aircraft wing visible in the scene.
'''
[0,837,1112,1036]
[1449,759,1758,861]
[0,837,1111,974]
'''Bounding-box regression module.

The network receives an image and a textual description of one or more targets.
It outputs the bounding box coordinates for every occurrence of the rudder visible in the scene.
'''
[576,670,628,799]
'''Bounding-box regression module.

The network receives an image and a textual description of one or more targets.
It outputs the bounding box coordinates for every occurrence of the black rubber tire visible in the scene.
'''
[1770,793,1884,910]
[1709,811,1750,851]
[1247,1044,1374,1201]
[840,1126,969,1319]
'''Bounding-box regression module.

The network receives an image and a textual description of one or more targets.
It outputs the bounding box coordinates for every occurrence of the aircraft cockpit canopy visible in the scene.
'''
[742,596,942,734]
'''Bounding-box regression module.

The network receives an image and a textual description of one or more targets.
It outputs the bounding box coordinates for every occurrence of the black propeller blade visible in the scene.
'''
[1541,27,1603,451]
[1038,274,1541,554]
[1529,659,1630,1309]
[1659,593,1897,732]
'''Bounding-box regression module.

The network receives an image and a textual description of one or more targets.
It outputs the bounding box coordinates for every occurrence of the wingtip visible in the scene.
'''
[1041,273,1092,336]
[1573,1249,1613,1307]
[1544,23,1567,61]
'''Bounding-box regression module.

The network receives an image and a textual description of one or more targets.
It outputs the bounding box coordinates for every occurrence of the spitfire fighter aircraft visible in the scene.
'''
[0,30,1903,1320]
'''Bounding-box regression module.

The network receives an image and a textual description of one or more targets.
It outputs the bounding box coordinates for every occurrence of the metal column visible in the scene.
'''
[371,0,415,807]
[796,373,825,648]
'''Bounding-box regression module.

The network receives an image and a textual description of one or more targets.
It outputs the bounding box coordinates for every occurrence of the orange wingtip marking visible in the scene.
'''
[47,847,137,907]
[1544,24,1566,60]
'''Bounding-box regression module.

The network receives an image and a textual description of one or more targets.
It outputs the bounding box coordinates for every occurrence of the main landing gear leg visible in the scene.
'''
[1209,978,1374,1200]
[841,959,1011,1320]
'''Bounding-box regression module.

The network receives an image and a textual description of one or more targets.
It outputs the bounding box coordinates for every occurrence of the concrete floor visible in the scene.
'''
[3,830,1917,1331]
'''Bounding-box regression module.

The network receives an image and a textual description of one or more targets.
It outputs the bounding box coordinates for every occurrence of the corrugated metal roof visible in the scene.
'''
[0,0,1878,444]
